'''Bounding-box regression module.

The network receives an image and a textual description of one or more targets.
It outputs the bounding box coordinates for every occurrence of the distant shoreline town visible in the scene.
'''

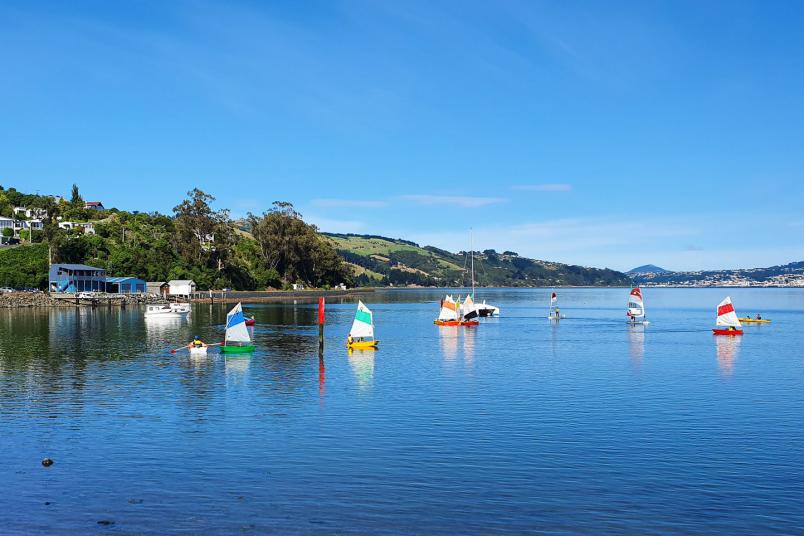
[628,263,804,288]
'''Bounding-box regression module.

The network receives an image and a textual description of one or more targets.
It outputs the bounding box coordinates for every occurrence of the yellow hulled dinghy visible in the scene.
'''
[347,301,379,350]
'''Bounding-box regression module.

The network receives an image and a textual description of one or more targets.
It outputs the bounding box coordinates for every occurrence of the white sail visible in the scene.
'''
[225,302,251,343]
[716,296,742,328]
[627,288,645,318]
[349,300,375,338]
[550,292,557,306]
[438,295,458,321]
[461,294,477,319]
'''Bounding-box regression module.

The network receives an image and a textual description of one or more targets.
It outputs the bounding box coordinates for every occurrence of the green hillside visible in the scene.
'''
[323,233,630,287]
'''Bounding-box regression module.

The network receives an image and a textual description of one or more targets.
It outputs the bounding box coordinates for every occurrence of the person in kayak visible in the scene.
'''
[188,335,207,349]
[756,313,762,320]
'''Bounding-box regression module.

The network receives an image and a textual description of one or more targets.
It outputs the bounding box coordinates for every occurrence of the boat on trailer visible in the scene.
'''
[626,287,649,325]
[347,300,379,350]
[713,296,743,336]
[145,302,191,318]
[221,302,256,353]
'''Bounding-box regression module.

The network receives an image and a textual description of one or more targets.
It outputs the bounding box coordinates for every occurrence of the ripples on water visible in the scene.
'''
[1,288,804,534]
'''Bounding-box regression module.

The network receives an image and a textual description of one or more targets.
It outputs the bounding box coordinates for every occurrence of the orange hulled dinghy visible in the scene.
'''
[712,296,743,336]
[434,295,461,326]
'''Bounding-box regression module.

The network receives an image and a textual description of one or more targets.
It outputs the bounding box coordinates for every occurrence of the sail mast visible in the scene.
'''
[470,228,475,300]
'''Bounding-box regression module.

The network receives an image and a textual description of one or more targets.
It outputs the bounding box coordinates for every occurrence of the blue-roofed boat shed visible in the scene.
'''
[49,264,107,293]
[105,276,146,294]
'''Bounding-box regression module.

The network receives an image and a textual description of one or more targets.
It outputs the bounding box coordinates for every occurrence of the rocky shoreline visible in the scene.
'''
[0,292,165,308]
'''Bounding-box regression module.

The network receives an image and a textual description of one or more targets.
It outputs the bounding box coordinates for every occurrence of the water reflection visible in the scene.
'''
[628,324,645,370]
[145,316,189,346]
[318,356,326,398]
[463,326,476,370]
[438,326,459,364]
[225,356,250,385]
[715,335,742,377]
[348,349,375,391]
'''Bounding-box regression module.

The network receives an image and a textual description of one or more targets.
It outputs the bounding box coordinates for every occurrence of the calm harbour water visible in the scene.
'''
[1,288,803,534]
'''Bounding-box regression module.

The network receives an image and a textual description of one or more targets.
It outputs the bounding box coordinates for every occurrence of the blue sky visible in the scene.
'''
[1,0,803,271]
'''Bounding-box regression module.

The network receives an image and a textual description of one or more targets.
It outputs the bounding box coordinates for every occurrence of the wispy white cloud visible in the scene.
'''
[406,214,804,271]
[511,183,572,192]
[407,217,695,268]
[311,198,387,208]
[399,194,507,208]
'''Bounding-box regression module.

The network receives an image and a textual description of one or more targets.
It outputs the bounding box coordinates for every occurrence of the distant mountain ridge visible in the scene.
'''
[627,264,670,275]
[323,233,630,287]
[631,261,804,287]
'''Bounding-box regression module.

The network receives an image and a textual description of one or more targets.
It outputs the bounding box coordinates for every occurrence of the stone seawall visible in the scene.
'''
[0,292,164,308]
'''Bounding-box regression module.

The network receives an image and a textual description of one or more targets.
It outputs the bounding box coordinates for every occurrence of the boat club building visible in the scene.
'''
[49,264,146,294]
[104,276,146,294]
[49,264,107,293]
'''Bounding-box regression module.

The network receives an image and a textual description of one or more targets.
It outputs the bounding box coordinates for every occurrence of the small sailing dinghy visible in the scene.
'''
[434,295,461,326]
[712,296,743,335]
[347,300,379,350]
[221,302,257,353]
[626,287,649,325]
[460,295,480,326]
[548,291,564,320]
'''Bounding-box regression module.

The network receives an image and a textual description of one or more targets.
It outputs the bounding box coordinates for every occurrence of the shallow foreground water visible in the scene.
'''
[2,288,803,534]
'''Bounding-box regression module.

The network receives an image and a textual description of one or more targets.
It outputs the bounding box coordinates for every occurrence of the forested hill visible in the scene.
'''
[0,184,630,290]
[323,233,630,287]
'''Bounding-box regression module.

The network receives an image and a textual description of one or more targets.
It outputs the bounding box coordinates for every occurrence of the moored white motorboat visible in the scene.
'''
[476,300,499,317]
[144,303,191,318]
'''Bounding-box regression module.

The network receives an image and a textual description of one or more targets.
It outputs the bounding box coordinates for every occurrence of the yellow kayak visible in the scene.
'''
[347,340,379,350]
[738,318,771,324]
